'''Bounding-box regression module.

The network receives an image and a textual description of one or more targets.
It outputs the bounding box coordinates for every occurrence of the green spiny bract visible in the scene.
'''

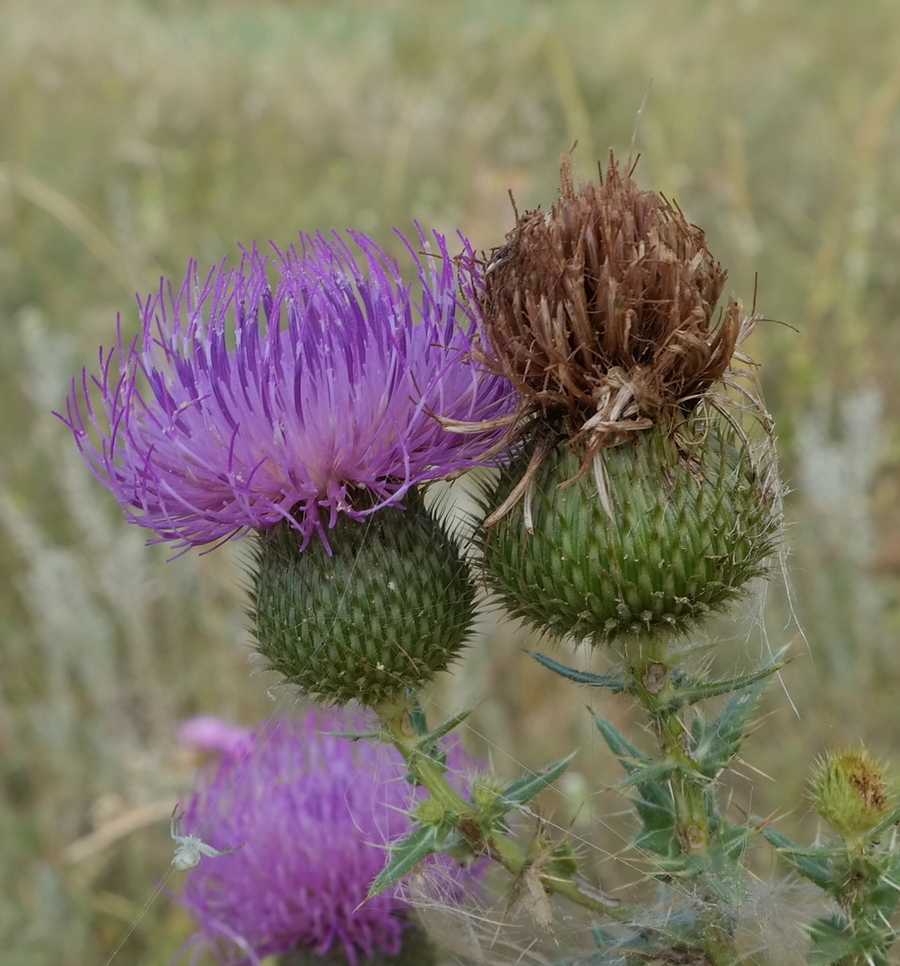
[479,411,780,648]
[251,489,476,705]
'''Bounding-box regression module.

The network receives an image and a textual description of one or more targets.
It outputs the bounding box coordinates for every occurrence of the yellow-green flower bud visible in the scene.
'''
[414,798,447,827]
[472,778,505,812]
[812,748,895,844]
[547,841,580,878]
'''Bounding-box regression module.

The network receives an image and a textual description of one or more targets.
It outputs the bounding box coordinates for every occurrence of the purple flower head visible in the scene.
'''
[174,710,480,966]
[62,229,513,553]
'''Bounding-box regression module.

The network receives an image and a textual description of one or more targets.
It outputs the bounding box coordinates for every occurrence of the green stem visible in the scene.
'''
[838,847,894,966]
[378,705,634,922]
[627,637,711,853]
[657,704,710,855]
[626,637,736,965]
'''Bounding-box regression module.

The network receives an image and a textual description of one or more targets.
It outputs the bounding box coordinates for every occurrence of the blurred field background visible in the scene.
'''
[3,0,900,962]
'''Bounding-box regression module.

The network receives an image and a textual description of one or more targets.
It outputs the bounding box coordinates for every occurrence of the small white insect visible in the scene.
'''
[169,806,244,871]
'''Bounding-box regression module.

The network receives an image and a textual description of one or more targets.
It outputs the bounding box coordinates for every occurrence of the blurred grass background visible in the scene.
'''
[3,0,900,962]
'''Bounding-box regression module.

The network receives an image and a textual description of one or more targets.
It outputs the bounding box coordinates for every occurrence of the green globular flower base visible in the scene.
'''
[480,417,780,648]
[251,489,476,705]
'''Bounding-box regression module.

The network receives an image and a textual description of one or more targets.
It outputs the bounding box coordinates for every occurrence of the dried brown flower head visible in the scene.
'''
[478,154,743,457]
[469,156,781,643]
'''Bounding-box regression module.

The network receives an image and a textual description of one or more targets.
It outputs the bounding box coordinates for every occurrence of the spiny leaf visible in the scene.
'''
[501,752,576,806]
[717,821,753,861]
[634,824,678,858]
[760,826,833,890]
[617,759,677,788]
[408,691,430,736]
[807,916,859,966]
[594,716,651,772]
[862,803,900,843]
[690,669,777,776]
[419,706,474,748]
[327,729,382,740]
[531,651,625,690]
[667,648,788,709]
[698,831,750,905]
[868,873,900,921]
[595,717,672,804]
[368,825,447,899]
[596,715,676,846]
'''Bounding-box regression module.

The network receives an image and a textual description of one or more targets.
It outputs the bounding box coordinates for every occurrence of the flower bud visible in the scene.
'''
[251,489,476,705]
[415,798,447,826]
[811,748,895,843]
[472,778,505,812]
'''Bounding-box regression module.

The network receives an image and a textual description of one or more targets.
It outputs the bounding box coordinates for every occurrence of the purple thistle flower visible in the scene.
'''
[62,229,512,553]
[174,710,480,966]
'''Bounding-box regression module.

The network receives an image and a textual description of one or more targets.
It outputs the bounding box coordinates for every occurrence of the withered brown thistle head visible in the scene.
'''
[479,154,742,459]
[472,157,780,646]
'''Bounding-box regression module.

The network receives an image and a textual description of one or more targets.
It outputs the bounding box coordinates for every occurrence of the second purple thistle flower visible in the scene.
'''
[63,229,513,554]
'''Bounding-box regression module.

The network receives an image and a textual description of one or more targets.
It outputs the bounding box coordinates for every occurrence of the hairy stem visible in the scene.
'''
[626,637,737,965]
[377,704,634,921]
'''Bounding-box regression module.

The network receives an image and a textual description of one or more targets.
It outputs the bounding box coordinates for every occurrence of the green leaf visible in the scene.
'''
[594,716,650,772]
[717,821,753,861]
[420,706,474,747]
[631,786,677,845]
[408,691,430,736]
[807,916,858,966]
[326,729,382,740]
[368,824,446,898]
[617,759,677,788]
[698,832,748,905]
[864,803,900,843]
[868,874,900,922]
[808,913,897,966]
[531,651,625,691]
[500,752,576,806]
[690,671,773,777]
[594,717,673,808]
[403,705,475,783]
[668,649,788,709]
[760,826,833,890]
[595,716,676,853]
[634,824,679,858]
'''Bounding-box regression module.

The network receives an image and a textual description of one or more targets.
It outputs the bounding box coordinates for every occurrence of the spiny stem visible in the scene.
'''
[378,705,634,921]
[627,637,711,854]
[625,637,737,965]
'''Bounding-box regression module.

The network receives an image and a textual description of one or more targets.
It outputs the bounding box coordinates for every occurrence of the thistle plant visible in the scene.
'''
[61,161,900,966]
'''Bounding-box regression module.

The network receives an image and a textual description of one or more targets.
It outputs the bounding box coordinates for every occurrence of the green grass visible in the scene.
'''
[3,0,900,962]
